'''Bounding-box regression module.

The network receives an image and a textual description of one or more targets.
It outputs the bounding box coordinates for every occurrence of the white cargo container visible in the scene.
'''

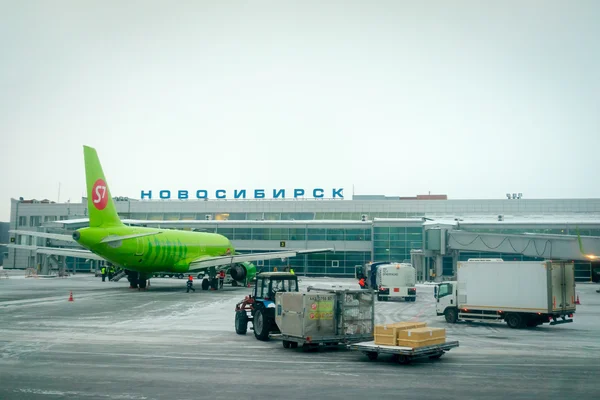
[435,259,576,328]
[376,263,417,302]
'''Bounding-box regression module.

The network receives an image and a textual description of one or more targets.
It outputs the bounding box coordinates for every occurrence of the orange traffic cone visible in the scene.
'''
[575,294,581,305]
[68,291,74,302]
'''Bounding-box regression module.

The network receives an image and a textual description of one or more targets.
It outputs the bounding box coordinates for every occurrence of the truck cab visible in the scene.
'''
[435,281,458,322]
[234,272,299,341]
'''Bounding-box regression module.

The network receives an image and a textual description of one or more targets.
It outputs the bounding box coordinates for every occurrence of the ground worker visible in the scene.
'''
[101,265,107,282]
[358,276,366,289]
[290,268,295,275]
[108,265,115,280]
[186,275,195,293]
[218,270,225,289]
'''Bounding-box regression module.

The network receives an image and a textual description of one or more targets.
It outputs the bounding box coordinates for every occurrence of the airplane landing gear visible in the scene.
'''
[126,271,149,289]
[126,270,138,289]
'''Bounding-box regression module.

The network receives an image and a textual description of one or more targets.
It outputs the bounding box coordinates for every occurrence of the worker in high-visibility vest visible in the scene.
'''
[101,266,107,282]
[218,270,225,289]
[187,275,195,293]
[290,268,295,275]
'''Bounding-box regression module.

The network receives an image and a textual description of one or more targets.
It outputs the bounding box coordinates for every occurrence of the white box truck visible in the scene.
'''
[435,259,576,328]
[376,263,417,302]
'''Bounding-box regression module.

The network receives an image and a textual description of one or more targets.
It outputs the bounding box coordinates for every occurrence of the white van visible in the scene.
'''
[376,263,417,302]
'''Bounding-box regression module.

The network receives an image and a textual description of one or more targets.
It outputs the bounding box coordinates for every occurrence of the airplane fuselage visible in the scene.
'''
[74,226,233,274]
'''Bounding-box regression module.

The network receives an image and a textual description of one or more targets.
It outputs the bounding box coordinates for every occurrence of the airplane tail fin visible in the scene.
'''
[83,146,124,228]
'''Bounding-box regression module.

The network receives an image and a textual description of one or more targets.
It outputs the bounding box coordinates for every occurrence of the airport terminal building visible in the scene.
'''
[6,194,600,282]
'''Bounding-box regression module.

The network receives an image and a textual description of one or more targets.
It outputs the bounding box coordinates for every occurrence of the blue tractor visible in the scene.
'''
[234,272,299,341]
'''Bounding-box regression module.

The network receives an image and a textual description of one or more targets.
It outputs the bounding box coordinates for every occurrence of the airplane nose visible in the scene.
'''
[72,231,81,241]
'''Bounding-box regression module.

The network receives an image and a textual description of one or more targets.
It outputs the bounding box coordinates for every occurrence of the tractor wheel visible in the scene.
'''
[235,310,248,335]
[253,308,271,341]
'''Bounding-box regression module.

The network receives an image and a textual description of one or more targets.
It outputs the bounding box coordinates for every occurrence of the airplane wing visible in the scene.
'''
[6,244,105,261]
[9,230,75,242]
[187,248,333,271]
[11,229,161,244]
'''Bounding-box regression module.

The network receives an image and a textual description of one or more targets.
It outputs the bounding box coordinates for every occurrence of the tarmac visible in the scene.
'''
[1,272,599,400]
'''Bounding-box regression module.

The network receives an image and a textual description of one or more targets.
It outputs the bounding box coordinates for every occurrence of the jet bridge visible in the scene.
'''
[447,231,600,261]
[421,223,600,281]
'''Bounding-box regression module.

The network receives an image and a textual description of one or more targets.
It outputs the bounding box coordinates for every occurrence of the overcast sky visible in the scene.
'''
[1,1,599,221]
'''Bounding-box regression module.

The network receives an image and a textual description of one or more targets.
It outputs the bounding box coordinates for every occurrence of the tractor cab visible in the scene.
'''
[235,272,299,341]
[253,272,299,301]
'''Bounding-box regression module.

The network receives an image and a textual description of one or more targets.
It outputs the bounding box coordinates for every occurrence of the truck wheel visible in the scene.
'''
[253,308,271,341]
[290,342,298,349]
[283,340,291,349]
[444,308,458,323]
[429,352,444,359]
[366,352,378,361]
[235,311,248,334]
[506,313,525,329]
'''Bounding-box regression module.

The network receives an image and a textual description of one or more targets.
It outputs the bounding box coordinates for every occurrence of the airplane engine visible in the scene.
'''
[230,264,247,281]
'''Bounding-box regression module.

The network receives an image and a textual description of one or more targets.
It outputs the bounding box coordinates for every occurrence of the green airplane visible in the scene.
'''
[9,145,333,289]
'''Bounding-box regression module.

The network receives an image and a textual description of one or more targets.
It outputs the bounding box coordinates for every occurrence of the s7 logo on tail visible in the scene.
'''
[92,179,109,210]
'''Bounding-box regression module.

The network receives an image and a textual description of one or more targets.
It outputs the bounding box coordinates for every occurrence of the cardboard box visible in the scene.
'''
[397,337,446,348]
[374,321,427,336]
[374,321,429,346]
[396,327,446,341]
[373,334,396,345]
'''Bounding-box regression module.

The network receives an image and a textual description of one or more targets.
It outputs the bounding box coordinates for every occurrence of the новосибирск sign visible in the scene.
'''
[140,188,344,200]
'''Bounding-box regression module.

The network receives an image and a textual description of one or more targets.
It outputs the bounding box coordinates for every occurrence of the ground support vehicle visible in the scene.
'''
[436,259,576,329]
[234,273,375,349]
[234,272,299,341]
[348,340,459,364]
[276,287,375,350]
[375,263,417,302]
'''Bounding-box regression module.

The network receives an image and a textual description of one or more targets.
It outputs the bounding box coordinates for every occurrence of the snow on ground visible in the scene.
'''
[1,273,599,399]
[1,274,599,357]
